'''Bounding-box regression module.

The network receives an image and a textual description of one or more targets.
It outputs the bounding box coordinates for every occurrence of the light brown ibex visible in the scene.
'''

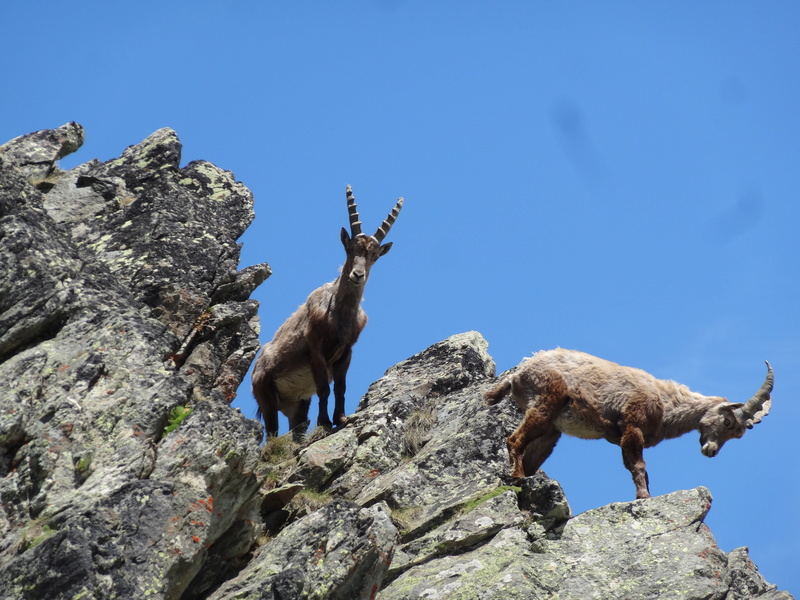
[485,348,774,499]
[252,185,403,439]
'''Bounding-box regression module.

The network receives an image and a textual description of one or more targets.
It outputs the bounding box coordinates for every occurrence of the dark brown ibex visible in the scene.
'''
[252,186,403,439]
[485,349,774,499]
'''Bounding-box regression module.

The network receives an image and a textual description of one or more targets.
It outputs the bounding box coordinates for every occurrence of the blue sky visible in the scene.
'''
[2,2,798,593]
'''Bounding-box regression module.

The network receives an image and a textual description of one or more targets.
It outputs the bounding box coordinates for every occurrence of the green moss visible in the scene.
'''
[21,522,57,552]
[163,405,192,436]
[462,486,522,515]
[74,454,93,473]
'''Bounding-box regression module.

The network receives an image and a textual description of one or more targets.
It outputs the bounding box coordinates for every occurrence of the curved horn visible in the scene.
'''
[735,361,774,428]
[374,197,404,243]
[346,185,363,237]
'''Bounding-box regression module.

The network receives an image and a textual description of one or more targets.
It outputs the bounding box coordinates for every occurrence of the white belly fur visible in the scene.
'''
[555,408,605,440]
[275,366,319,409]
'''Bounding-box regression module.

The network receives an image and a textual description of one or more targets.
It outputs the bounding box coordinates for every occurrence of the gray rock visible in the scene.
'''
[379,487,790,600]
[208,500,398,600]
[0,124,267,600]
[0,121,84,185]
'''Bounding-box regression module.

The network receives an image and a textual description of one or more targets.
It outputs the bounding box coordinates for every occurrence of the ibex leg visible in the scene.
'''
[309,349,333,429]
[506,369,569,479]
[289,398,312,442]
[332,348,352,427]
[253,377,280,438]
[620,425,650,499]
[521,429,562,477]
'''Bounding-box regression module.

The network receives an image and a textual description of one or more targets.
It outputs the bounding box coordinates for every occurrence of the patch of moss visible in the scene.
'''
[163,405,192,436]
[462,486,522,515]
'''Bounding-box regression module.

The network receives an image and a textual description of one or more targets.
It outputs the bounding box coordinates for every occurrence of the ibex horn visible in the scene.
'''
[374,197,404,243]
[346,185,363,237]
[735,361,774,428]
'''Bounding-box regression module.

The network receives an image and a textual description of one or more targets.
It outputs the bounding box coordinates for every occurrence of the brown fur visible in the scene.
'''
[485,348,773,499]
[252,187,402,439]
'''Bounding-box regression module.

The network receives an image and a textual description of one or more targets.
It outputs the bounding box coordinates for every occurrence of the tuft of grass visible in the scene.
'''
[289,489,332,514]
[390,506,424,535]
[163,405,192,436]
[261,435,298,465]
[402,402,437,457]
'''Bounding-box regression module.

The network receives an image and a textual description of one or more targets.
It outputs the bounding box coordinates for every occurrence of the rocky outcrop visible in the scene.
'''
[0,124,269,599]
[0,125,791,600]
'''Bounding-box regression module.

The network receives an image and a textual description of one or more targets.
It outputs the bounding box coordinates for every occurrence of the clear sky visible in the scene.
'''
[2,2,798,594]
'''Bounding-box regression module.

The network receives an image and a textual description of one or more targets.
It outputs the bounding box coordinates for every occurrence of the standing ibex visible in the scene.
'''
[252,186,403,439]
[485,349,774,499]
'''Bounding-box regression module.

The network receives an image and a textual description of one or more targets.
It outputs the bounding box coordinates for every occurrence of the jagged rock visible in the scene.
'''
[0,124,268,600]
[379,487,790,600]
[0,125,791,600]
[208,500,398,600]
[0,121,84,186]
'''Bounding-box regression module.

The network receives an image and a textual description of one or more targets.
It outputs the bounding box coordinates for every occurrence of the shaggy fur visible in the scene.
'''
[485,348,773,499]
[252,186,402,439]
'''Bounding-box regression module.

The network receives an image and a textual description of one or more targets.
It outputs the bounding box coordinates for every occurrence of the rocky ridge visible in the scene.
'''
[0,124,791,599]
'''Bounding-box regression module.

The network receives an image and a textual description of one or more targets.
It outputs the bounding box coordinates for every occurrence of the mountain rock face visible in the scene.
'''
[0,125,791,600]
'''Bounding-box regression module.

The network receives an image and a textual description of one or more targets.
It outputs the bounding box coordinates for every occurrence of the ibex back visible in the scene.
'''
[252,186,403,439]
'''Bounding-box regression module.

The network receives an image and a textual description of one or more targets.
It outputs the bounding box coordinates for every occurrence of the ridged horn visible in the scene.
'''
[735,361,774,428]
[346,185,363,237]
[374,197,404,243]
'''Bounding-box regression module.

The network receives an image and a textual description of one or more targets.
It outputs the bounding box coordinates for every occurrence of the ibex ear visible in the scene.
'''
[721,403,744,427]
[340,227,351,249]
[379,241,393,256]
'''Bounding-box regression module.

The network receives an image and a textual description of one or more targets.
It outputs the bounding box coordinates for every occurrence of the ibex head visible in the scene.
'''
[699,361,774,457]
[340,185,403,286]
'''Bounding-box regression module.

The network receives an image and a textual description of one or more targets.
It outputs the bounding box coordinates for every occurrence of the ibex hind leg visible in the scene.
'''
[289,398,312,442]
[253,378,280,437]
